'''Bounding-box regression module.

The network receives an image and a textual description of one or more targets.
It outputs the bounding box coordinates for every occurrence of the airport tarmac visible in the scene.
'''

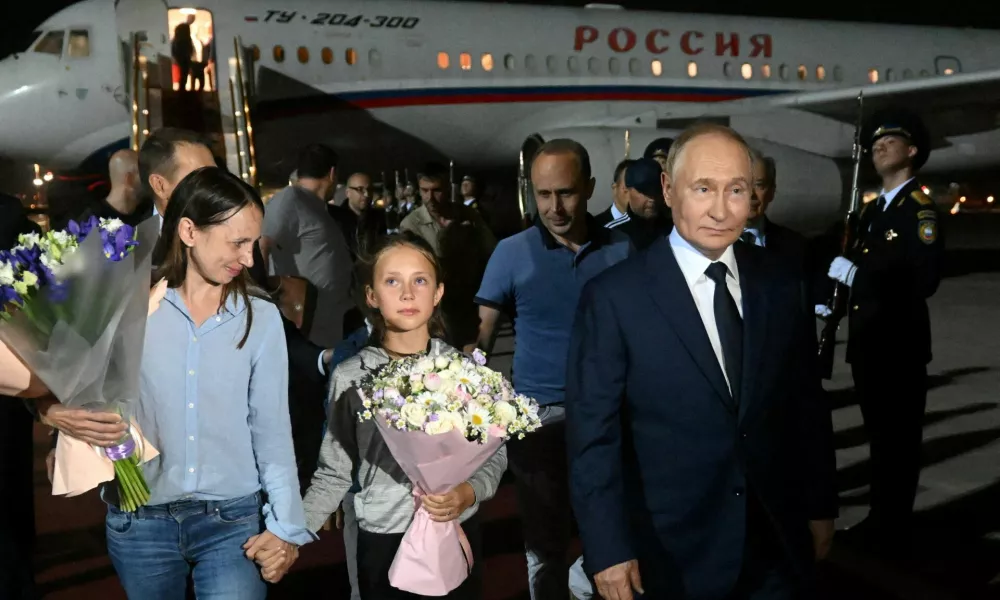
[27,213,1000,599]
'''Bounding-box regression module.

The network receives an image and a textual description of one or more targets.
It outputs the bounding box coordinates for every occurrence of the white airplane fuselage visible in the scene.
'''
[2,0,1000,230]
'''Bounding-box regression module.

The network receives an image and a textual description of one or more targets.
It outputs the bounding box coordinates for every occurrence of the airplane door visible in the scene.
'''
[115,0,170,56]
[935,56,962,75]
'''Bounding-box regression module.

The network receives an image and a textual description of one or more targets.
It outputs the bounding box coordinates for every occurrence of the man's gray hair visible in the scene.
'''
[750,147,776,186]
[664,122,753,181]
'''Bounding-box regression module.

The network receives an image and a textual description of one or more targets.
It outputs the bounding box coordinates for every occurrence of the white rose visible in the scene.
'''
[425,417,454,435]
[440,411,466,433]
[416,358,435,373]
[399,403,428,429]
[0,262,13,286]
[493,401,518,426]
[448,359,463,372]
[434,356,450,369]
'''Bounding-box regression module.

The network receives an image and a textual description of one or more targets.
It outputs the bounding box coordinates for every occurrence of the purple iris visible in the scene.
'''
[0,285,21,306]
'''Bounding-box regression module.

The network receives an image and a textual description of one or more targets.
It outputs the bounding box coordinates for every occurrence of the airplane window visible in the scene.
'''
[504,54,516,70]
[903,68,914,79]
[525,54,538,72]
[651,60,662,77]
[885,68,894,81]
[438,52,450,69]
[779,64,789,80]
[481,53,493,71]
[322,47,333,64]
[687,61,698,78]
[741,63,752,80]
[346,48,357,65]
[761,64,771,79]
[920,69,930,77]
[609,57,621,75]
[816,65,826,81]
[369,49,381,67]
[297,47,309,64]
[797,65,807,81]
[251,45,261,61]
[868,68,879,83]
[460,53,472,71]
[588,57,600,75]
[568,56,580,73]
[546,55,558,73]
[68,30,90,58]
[34,31,65,56]
[723,62,733,78]
[833,65,843,82]
[628,58,640,75]
[273,45,285,63]
[943,67,955,75]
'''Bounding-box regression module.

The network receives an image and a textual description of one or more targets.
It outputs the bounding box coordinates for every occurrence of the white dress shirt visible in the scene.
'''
[879,177,915,210]
[668,228,743,391]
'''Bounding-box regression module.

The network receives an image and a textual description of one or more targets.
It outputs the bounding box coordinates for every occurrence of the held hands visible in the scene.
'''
[809,519,835,562]
[594,559,644,600]
[36,396,128,447]
[244,530,298,584]
[827,257,857,287]
[421,482,476,522]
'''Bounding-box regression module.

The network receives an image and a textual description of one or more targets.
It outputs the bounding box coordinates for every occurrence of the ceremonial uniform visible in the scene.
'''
[837,113,944,543]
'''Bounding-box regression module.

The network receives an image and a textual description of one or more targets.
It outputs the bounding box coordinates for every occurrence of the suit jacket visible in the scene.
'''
[754,217,824,309]
[566,237,837,598]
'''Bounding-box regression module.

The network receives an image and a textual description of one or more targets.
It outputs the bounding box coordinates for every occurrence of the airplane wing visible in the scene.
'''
[696,68,1000,149]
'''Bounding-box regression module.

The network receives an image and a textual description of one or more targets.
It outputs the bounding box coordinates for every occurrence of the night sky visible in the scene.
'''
[4,0,1000,58]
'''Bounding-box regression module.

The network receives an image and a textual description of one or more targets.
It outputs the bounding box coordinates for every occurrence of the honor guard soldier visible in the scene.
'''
[827,109,944,549]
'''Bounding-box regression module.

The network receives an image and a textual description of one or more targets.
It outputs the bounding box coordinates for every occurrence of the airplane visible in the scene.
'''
[3,0,1000,233]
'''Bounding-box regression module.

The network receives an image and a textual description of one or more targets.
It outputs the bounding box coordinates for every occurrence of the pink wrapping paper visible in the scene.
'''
[375,416,504,596]
[51,420,159,497]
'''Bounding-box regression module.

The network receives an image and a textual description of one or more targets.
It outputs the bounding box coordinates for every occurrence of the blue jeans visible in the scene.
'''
[106,492,266,600]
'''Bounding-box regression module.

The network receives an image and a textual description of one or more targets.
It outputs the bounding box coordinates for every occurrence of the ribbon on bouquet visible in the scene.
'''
[51,420,159,497]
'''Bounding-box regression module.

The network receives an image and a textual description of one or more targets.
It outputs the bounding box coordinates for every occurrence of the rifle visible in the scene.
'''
[817,91,864,379]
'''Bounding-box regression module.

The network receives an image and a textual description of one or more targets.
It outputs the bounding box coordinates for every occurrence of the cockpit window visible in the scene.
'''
[34,31,65,56]
[68,30,90,58]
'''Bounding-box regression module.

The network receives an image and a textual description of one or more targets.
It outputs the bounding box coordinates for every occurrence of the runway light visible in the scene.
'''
[43,172,53,182]
[989,196,995,203]
[960,196,967,203]
[32,178,43,187]
[950,202,960,214]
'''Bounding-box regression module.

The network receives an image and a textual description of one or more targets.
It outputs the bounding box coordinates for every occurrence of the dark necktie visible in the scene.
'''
[876,195,887,212]
[740,230,757,246]
[705,262,743,404]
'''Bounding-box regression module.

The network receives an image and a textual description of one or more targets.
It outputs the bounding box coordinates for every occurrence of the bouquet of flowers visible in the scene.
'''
[0,216,160,511]
[358,341,541,595]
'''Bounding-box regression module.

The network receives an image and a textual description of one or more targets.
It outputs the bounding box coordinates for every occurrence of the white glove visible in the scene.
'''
[827,257,857,287]
[815,304,832,318]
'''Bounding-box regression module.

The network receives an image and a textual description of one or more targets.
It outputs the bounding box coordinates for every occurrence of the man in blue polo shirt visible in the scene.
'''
[474,139,632,600]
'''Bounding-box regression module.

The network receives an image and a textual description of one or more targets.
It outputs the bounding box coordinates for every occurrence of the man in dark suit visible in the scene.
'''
[594,159,633,229]
[567,123,837,600]
[744,149,821,310]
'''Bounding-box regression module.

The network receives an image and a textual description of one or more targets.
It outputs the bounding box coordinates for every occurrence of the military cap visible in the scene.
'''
[643,137,674,160]
[864,108,930,170]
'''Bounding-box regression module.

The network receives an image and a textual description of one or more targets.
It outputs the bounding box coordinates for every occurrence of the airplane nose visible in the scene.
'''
[0,62,57,162]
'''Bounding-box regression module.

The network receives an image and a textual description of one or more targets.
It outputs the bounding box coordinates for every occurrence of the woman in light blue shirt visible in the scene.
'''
[105,167,315,599]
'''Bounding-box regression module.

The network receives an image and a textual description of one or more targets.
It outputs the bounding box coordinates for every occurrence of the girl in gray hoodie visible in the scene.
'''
[302,233,507,599]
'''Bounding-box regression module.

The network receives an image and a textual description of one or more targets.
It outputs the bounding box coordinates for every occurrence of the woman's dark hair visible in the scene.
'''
[358,232,447,346]
[151,167,265,349]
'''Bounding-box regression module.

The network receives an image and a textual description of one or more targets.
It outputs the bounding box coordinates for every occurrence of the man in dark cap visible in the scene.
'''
[825,109,943,551]
[643,137,673,172]
[615,157,672,250]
